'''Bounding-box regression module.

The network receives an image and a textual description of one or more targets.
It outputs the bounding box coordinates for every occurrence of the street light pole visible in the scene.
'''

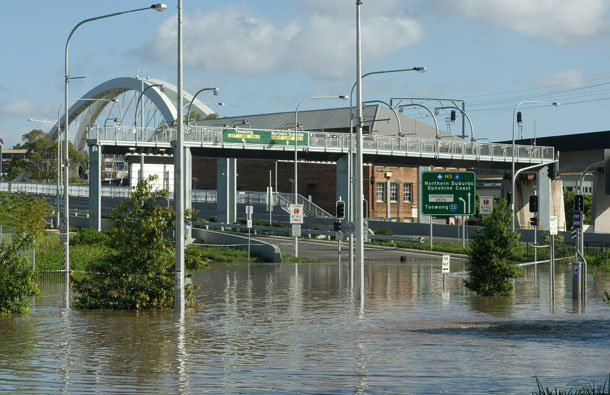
[398,104,439,139]
[434,106,475,142]
[511,100,559,231]
[293,95,348,257]
[63,4,167,283]
[176,0,185,312]
[186,87,219,125]
[347,66,425,281]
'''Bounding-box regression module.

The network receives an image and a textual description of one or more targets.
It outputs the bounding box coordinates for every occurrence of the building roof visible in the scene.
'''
[500,129,610,153]
[196,105,454,140]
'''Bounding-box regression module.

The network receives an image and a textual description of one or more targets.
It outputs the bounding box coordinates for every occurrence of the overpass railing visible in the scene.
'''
[90,125,555,163]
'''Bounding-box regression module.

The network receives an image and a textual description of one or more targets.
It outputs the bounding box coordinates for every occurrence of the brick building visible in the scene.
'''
[129,105,455,222]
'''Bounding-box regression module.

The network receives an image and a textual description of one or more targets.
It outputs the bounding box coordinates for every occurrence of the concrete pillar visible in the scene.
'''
[88,143,102,231]
[185,148,192,240]
[417,166,430,224]
[592,170,610,233]
[516,176,535,229]
[336,156,349,206]
[551,179,566,231]
[537,167,552,231]
[217,158,237,223]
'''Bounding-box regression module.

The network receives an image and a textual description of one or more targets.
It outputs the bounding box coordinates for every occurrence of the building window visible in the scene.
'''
[376,182,385,202]
[390,183,399,202]
[403,183,413,202]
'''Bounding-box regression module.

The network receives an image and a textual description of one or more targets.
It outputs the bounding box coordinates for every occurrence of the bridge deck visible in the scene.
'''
[89,125,554,170]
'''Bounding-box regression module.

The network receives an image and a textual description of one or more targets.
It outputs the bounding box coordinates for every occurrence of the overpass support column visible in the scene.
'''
[516,177,536,229]
[592,170,610,233]
[417,166,430,224]
[537,167,552,231]
[185,148,192,241]
[217,158,237,224]
[336,156,349,210]
[87,142,102,231]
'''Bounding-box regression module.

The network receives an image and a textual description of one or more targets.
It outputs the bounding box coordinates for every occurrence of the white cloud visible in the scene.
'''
[536,69,585,88]
[438,0,608,44]
[145,4,422,78]
[0,100,36,116]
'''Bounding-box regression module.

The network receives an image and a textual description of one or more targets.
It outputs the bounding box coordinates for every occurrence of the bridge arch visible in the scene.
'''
[49,76,215,151]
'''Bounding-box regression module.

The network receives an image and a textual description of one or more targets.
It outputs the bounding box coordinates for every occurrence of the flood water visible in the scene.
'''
[1,260,609,394]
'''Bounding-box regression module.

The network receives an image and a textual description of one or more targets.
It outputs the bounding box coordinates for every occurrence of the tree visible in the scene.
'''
[17,129,88,183]
[73,176,199,309]
[0,193,51,314]
[465,199,522,296]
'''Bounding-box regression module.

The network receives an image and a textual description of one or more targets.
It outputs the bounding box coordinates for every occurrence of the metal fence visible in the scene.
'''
[90,125,555,163]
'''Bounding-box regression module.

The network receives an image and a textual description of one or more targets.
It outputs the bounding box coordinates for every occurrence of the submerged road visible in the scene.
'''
[250,234,468,263]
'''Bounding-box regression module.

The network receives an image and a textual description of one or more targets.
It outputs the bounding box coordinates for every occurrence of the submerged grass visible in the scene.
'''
[533,375,610,395]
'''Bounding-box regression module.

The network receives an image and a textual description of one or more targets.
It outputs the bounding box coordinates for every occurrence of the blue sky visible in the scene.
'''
[1,0,610,148]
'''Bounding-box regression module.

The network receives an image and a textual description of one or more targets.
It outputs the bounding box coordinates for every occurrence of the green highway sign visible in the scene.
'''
[222,128,308,146]
[422,171,476,216]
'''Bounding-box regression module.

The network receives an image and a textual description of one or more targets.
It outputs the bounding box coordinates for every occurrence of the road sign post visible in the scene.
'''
[479,195,493,215]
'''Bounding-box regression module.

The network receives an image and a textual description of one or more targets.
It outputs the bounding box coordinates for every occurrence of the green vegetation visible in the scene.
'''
[73,178,201,310]
[588,250,610,274]
[281,253,326,263]
[7,129,87,182]
[0,193,51,314]
[187,243,264,263]
[533,374,609,395]
[564,190,592,229]
[465,199,522,296]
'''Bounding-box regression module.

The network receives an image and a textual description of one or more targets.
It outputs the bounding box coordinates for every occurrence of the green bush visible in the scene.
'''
[71,228,110,246]
[589,250,610,273]
[374,229,394,236]
[465,200,522,296]
[73,177,198,310]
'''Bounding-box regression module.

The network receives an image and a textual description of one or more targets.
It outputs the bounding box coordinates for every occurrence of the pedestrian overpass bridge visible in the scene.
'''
[44,75,559,232]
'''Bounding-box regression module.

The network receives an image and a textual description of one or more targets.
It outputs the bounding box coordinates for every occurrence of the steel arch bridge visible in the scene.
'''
[49,76,215,151]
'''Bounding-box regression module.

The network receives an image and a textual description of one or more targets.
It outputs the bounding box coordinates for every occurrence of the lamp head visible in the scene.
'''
[398,106,404,113]
[213,88,219,96]
[552,102,560,107]
[151,4,168,11]
[339,95,349,100]
[414,66,426,73]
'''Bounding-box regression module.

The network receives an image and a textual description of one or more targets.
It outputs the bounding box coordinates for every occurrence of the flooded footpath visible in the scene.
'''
[1,260,609,394]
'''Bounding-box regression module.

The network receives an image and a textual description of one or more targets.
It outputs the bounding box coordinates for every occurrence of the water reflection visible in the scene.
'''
[0,261,608,393]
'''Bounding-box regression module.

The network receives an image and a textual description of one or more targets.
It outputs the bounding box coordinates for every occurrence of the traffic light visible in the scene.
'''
[517,111,522,125]
[574,194,584,212]
[450,110,456,122]
[506,191,512,205]
[530,216,538,226]
[333,221,342,231]
[336,200,345,219]
[529,195,538,213]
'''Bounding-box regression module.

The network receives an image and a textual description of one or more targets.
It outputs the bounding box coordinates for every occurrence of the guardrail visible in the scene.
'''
[90,125,555,163]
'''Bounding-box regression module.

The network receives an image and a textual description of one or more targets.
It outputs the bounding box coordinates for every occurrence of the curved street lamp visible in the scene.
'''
[434,106,475,142]
[362,100,402,136]
[186,87,219,125]
[63,4,167,280]
[511,100,559,231]
[293,95,348,257]
[398,103,439,140]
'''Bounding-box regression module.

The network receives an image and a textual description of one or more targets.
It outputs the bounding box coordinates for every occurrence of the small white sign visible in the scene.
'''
[480,196,493,215]
[290,204,304,224]
[292,224,301,236]
[336,231,344,241]
[247,219,252,229]
[363,219,369,242]
[429,194,455,203]
[442,254,450,273]
[549,216,558,235]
